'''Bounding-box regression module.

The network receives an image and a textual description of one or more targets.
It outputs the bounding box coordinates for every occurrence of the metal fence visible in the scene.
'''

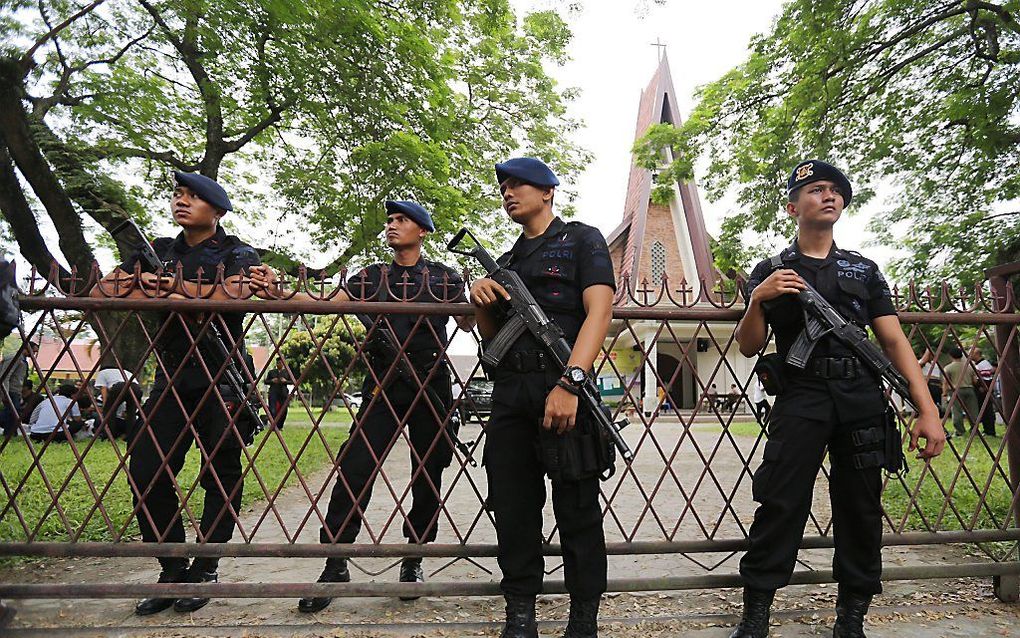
[1,262,1018,602]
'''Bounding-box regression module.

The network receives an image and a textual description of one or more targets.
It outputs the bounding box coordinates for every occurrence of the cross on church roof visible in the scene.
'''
[651,38,667,62]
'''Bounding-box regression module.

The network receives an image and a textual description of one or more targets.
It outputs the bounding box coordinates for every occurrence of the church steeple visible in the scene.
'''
[606,54,718,303]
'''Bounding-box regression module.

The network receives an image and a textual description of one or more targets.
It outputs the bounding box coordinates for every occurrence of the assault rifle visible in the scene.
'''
[354,311,476,466]
[785,277,916,412]
[447,228,633,463]
[110,219,267,441]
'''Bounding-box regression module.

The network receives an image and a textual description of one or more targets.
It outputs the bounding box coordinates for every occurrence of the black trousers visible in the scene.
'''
[104,382,141,440]
[128,381,246,572]
[268,391,288,429]
[740,407,884,596]
[975,386,996,435]
[320,381,452,544]
[485,370,607,600]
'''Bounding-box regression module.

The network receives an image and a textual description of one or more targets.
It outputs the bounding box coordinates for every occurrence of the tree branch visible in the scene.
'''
[20,0,109,70]
[0,142,70,280]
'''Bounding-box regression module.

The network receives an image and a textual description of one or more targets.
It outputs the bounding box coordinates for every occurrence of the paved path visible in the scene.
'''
[2,423,1017,635]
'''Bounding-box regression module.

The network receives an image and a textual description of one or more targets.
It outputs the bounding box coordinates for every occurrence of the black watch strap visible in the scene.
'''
[555,378,581,396]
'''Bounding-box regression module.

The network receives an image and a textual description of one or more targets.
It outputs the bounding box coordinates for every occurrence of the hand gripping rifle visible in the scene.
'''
[353,311,477,466]
[784,278,916,413]
[447,228,633,463]
[110,219,267,442]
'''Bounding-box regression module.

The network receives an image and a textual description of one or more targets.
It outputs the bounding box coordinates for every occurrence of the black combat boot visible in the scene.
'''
[134,561,189,616]
[729,587,776,638]
[297,557,350,613]
[398,556,425,601]
[561,596,600,638]
[500,594,539,638]
[832,588,872,638]
[173,563,218,613]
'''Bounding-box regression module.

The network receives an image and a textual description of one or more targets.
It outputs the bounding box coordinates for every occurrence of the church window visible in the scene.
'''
[651,241,667,282]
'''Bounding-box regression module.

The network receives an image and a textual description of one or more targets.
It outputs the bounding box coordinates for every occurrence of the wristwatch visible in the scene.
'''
[563,365,587,388]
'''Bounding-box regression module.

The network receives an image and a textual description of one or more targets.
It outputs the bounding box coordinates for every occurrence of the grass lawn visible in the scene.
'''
[693,420,766,438]
[881,437,1014,533]
[0,424,346,544]
[693,420,1011,534]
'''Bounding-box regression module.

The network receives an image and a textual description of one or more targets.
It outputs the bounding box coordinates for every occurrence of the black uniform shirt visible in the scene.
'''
[265,369,290,400]
[744,239,897,421]
[497,217,616,351]
[346,257,466,352]
[119,226,261,368]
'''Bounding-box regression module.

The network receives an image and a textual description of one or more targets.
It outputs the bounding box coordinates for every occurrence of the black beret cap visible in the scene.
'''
[786,159,853,208]
[385,200,434,232]
[173,171,233,212]
[495,157,559,188]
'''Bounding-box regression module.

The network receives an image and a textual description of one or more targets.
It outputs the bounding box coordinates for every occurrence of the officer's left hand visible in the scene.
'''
[910,411,946,459]
[543,385,579,434]
[247,265,278,295]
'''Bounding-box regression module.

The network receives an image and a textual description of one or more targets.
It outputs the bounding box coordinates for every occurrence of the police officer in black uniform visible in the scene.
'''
[94,172,275,615]
[731,160,945,638]
[298,200,467,613]
[471,158,616,638]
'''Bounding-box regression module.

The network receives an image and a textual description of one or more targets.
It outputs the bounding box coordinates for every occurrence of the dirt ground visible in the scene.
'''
[2,420,1019,637]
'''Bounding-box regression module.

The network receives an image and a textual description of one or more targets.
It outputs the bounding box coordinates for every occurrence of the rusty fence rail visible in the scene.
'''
[0,271,1018,600]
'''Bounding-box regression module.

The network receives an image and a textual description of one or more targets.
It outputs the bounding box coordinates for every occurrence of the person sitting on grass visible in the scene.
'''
[27,383,84,443]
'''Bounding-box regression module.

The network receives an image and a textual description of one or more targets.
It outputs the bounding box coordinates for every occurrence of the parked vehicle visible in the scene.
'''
[456,377,493,423]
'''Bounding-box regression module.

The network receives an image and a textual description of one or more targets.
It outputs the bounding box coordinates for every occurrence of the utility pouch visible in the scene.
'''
[882,406,907,476]
[536,417,614,483]
[754,353,787,396]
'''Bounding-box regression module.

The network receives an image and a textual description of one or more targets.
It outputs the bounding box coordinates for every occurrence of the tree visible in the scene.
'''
[634,0,1020,284]
[277,319,364,407]
[0,0,587,278]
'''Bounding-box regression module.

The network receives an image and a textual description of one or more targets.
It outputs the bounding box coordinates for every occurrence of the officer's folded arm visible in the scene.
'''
[735,269,805,357]
[871,314,946,458]
[91,267,279,300]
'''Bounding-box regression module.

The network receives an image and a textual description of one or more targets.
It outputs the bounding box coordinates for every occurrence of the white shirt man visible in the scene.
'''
[29,394,81,436]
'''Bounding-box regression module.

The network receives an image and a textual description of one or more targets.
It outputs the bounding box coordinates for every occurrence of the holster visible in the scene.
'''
[536,416,615,483]
[882,406,907,475]
[753,353,786,396]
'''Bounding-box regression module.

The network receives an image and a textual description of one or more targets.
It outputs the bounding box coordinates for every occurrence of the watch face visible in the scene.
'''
[569,367,585,383]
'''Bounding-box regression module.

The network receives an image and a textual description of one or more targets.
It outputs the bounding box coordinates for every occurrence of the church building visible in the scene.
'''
[595,54,755,416]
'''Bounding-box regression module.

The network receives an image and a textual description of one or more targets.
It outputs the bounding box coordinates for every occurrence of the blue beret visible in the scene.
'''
[786,159,853,208]
[173,171,233,212]
[385,200,434,232]
[495,157,559,188]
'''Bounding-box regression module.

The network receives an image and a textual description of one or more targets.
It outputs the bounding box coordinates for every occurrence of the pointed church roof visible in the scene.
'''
[607,54,716,290]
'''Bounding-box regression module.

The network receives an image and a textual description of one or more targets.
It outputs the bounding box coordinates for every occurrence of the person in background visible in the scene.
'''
[28,383,84,442]
[943,346,979,438]
[970,346,997,436]
[1,341,38,437]
[265,358,291,429]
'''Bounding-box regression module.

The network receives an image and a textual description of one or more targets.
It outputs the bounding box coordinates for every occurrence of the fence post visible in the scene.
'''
[988,263,1020,603]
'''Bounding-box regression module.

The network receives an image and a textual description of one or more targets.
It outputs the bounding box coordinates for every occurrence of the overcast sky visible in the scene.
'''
[512,0,901,270]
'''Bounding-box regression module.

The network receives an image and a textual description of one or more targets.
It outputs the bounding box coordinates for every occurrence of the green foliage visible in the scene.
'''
[277,318,366,399]
[1,0,588,267]
[635,0,1020,284]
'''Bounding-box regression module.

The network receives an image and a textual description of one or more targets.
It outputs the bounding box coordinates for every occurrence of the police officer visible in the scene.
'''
[471,158,616,638]
[731,160,945,638]
[94,171,275,615]
[298,200,467,613]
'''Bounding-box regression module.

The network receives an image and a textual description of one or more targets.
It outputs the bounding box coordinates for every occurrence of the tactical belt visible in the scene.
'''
[499,350,549,373]
[802,356,861,380]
